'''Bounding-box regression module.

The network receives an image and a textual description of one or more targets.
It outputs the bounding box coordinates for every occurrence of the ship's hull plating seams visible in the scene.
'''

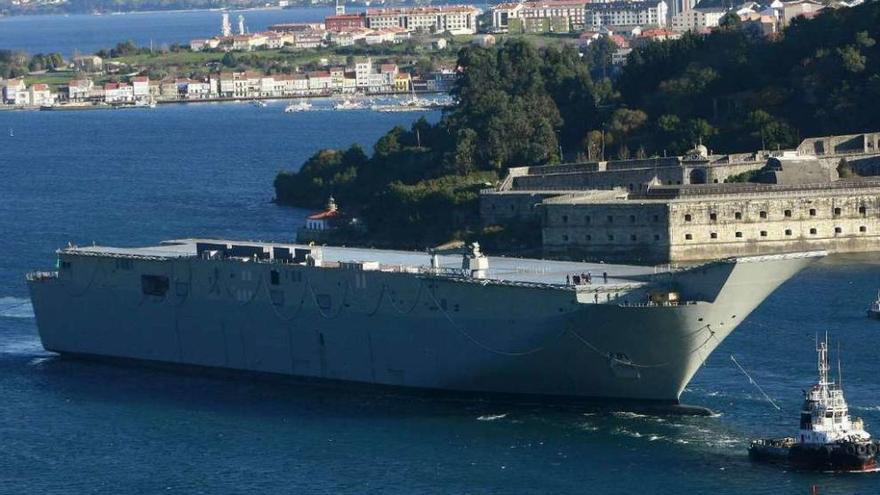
[27,245,821,403]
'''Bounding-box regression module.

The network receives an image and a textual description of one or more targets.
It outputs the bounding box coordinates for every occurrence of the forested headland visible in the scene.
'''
[275,1,880,249]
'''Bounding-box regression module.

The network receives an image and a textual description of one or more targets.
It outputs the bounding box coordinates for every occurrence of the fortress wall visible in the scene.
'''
[841,155,880,176]
[667,193,880,261]
[541,202,670,263]
[512,166,684,191]
[798,133,880,156]
[539,189,880,263]
[480,191,561,224]
[702,161,765,183]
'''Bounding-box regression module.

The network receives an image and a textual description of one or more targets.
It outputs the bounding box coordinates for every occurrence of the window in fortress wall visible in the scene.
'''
[810,228,817,235]
[785,209,792,217]
[685,233,692,240]
[861,226,867,232]
[810,209,817,216]
[710,232,717,239]
[760,231,768,237]
[684,214,692,222]
[785,229,793,236]
[834,207,842,216]
[760,211,767,219]
[736,232,743,238]
[860,206,867,216]
[835,227,842,234]
[710,213,717,221]
[735,212,742,220]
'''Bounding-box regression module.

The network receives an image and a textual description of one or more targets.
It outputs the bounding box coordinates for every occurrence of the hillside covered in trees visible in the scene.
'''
[275,1,880,249]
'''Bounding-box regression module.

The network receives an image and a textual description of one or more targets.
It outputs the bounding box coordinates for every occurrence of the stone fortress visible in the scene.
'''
[480,132,880,263]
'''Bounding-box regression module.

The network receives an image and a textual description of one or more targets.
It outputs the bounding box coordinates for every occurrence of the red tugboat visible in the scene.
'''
[749,337,880,472]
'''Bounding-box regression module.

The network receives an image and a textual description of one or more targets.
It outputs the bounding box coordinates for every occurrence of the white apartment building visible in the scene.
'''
[365,5,479,35]
[670,7,726,31]
[491,1,587,31]
[587,0,668,29]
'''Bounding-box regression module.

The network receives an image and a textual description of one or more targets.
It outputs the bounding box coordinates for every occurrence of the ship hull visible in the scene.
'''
[750,441,880,472]
[27,246,821,405]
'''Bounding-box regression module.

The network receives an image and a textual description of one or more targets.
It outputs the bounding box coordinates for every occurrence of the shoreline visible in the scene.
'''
[0,90,449,112]
[0,2,487,19]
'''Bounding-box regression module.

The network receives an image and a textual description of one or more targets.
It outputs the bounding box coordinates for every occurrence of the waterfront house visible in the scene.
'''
[131,76,150,101]
[160,79,179,100]
[259,76,276,97]
[2,79,27,105]
[307,71,332,92]
[104,82,134,104]
[66,79,94,102]
[28,84,54,107]
[185,80,212,99]
[292,74,310,94]
[394,73,412,92]
[354,58,373,89]
[343,73,358,93]
[329,67,346,90]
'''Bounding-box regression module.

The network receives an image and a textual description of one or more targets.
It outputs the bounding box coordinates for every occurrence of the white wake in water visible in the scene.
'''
[0,296,34,319]
[477,413,508,421]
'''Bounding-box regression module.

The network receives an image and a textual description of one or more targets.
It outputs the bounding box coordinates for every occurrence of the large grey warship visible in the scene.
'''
[27,239,823,408]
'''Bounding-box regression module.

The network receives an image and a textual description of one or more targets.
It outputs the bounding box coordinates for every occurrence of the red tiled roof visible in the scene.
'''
[307,209,341,220]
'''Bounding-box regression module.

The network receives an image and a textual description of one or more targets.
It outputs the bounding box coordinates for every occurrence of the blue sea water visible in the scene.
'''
[0,7,338,56]
[2,105,880,494]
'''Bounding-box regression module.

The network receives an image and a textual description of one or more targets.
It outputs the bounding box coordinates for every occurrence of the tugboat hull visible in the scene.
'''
[749,440,880,472]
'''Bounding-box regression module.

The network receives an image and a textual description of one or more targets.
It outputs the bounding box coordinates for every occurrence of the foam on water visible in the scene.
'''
[477,413,508,421]
[0,337,46,356]
[0,297,34,319]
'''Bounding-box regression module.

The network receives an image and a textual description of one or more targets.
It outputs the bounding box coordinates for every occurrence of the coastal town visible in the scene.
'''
[0,0,866,109]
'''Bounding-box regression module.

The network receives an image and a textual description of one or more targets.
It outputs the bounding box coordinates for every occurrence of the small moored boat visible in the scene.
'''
[867,291,880,319]
[284,101,312,113]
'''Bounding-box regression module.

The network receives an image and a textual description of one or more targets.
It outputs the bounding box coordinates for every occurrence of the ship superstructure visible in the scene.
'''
[26,238,824,409]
